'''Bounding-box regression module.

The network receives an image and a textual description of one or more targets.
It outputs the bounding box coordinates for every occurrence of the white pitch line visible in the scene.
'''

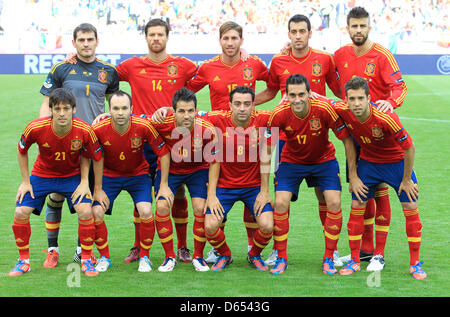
[399,116,450,123]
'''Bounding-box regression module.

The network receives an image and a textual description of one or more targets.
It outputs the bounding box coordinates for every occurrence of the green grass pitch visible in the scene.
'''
[0,74,448,298]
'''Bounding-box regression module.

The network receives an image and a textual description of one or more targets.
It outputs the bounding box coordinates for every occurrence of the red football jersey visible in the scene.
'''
[334,101,413,163]
[116,55,198,115]
[266,48,341,97]
[18,117,102,178]
[333,43,407,108]
[150,114,217,175]
[204,110,272,188]
[267,97,349,165]
[92,115,169,177]
[186,55,269,110]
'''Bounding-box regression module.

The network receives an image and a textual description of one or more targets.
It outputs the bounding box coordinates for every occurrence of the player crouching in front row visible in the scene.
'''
[91,90,173,273]
[10,88,104,277]
[335,77,426,279]
[203,86,274,272]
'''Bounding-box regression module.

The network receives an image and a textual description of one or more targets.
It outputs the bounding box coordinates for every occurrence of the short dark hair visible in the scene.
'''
[285,74,311,93]
[108,90,132,108]
[288,14,311,31]
[145,19,170,36]
[229,86,255,102]
[172,87,197,110]
[347,6,370,25]
[49,88,76,109]
[219,21,243,39]
[344,76,369,96]
[73,23,98,40]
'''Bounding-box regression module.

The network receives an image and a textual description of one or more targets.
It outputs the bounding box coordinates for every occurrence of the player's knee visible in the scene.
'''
[75,204,93,220]
[325,198,341,213]
[139,208,153,219]
[191,199,206,216]
[204,215,220,235]
[92,206,105,220]
[274,198,289,213]
[136,202,153,219]
[155,199,170,216]
[15,206,32,219]
[259,219,273,234]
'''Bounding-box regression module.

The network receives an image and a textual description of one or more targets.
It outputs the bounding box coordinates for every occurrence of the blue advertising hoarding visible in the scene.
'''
[0,54,448,75]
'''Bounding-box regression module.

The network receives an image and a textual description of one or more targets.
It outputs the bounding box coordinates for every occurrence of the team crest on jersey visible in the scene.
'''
[98,69,108,83]
[372,127,384,139]
[309,118,322,130]
[131,137,142,148]
[364,63,376,76]
[168,64,178,77]
[312,63,322,76]
[71,139,82,151]
[243,67,253,80]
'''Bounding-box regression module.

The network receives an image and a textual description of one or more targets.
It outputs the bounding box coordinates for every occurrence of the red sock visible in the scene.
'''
[193,214,206,259]
[248,228,273,257]
[374,187,391,256]
[12,217,31,259]
[273,210,289,259]
[78,217,95,261]
[323,209,342,259]
[155,211,175,258]
[243,205,258,247]
[172,197,188,249]
[139,216,155,258]
[347,206,365,262]
[318,202,327,227]
[94,219,110,258]
[206,228,231,257]
[133,208,141,248]
[403,208,422,265]
[361,198,375,253]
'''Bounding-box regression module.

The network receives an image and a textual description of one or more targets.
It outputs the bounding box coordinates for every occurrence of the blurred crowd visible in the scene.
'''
[0,0,448,54]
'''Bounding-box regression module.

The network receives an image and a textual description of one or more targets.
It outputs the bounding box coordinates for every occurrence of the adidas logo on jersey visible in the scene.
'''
[283,69,290,75]
[213,75,221,81]
[140,69,147,74]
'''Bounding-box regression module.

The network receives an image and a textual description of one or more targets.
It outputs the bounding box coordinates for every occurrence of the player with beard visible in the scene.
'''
[333,7,408,270]
[185,21,270,263]
[255,14,343,267]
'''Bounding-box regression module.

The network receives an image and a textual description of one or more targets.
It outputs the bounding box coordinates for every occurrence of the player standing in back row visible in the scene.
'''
[256,14,343,267]
[333,7,408,269]
[115,19,198,263]
[186,21,270,261]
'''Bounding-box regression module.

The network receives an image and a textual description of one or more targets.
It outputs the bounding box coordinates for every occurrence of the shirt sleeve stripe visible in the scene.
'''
[372,112,402,133]
[23,120,51,137]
